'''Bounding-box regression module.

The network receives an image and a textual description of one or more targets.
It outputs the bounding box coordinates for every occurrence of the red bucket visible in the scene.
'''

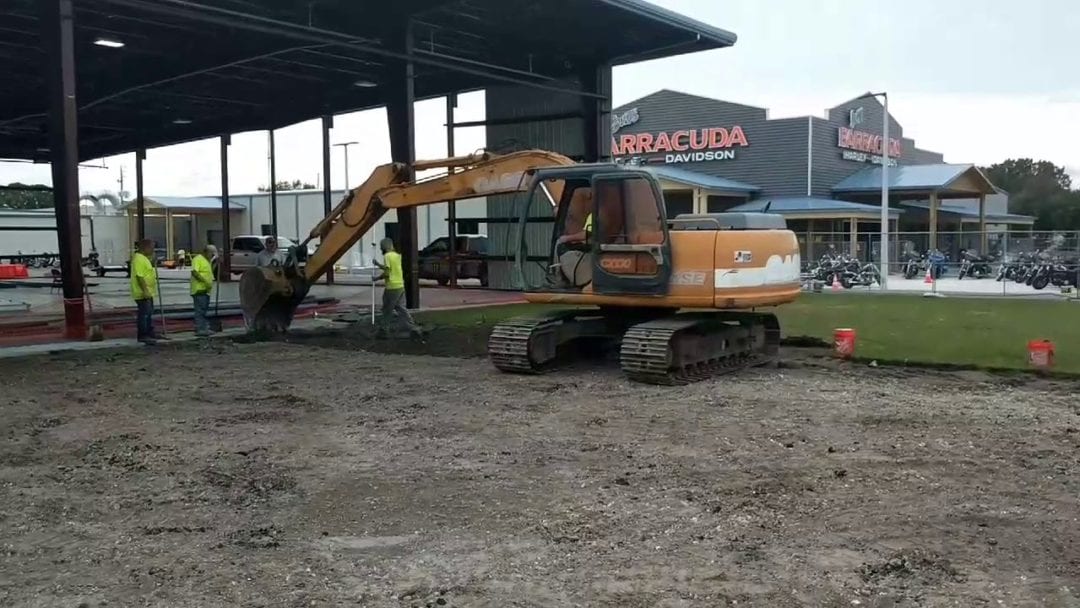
[834,328,856,359]
[1028,339,1054,370]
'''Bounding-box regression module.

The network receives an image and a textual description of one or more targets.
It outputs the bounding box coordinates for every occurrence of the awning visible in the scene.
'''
[833,164,999,196]
[730,197,902,220]
[900,201,1035,224]
[644,165,760,194]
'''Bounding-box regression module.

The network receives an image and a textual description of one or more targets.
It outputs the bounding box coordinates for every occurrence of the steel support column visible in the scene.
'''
[269,130,278,236]
[42,0,85,338]
[220,134,232,280]
[978,193,987,253]
[446,94,458,289]
[929,192,939,252]
[384,19,419,308]
[321,115,334,284]
[135,148,146,241]
[579,65,604,162]
[849,217,858,258]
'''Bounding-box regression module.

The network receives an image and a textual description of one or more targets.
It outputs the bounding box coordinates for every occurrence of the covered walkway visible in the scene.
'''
[833,163,1001,252]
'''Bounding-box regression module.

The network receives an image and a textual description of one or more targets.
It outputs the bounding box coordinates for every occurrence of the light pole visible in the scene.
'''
[333,141,358,191]
[333,141,359,263]
[858,91,889,289]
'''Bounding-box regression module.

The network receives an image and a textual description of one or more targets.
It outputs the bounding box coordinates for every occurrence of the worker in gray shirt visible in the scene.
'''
[244,236,283,332]
[255,236,284,268]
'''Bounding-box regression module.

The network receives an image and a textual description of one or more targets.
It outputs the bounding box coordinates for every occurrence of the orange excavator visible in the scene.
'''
[239,149,801,384]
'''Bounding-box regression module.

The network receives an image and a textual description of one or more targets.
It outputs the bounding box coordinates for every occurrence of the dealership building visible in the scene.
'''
[609,90,1033,262]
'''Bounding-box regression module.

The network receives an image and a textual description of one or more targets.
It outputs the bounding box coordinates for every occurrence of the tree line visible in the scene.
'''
[980,159,1079,230]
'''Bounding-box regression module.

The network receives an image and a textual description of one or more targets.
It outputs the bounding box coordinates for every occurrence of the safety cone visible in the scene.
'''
[923,266,934,285]
[831,274,842,291]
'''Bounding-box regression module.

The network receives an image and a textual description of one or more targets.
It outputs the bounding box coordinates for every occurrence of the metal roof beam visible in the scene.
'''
[95,0,607,99]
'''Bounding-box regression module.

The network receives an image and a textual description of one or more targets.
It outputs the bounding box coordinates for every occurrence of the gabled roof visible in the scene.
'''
[118,196,243,212]
[833,164,998,195]
[646,165,759,193]
[730,197,902,218]
[900,201,1035,224]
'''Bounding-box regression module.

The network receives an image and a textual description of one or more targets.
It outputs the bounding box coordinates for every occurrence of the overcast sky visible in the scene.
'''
[3,0,1077,196]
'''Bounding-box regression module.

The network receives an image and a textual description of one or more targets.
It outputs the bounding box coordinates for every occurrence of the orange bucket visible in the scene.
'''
[1027,340,1054,370]
[834,328,856,359]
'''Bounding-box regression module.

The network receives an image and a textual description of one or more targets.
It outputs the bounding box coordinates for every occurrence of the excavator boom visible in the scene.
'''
[239,149,576,331]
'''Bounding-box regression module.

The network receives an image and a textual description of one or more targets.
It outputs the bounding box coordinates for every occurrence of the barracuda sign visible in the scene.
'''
[611,125,750,165]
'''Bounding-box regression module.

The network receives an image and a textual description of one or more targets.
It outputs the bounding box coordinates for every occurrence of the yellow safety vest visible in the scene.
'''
[130,252,157,301]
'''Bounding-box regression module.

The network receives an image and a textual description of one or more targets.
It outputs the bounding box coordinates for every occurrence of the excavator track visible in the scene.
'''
[619,312,781,385]
[487,311,580,374]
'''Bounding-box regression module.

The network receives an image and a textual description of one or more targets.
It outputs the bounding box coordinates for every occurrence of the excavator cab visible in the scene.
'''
[520,165,673,297]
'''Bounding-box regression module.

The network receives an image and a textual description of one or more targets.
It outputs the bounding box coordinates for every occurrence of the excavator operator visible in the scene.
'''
[555,186,594,287]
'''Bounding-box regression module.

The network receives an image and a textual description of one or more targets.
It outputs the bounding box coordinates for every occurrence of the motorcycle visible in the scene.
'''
[1028,257,1079,290]
[901,252,922,280]
[957,249,995,280]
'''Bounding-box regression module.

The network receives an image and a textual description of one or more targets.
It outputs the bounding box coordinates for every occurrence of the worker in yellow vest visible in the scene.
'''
[373,238,423,340]
[190,244,216,337]
[130,239,159,345]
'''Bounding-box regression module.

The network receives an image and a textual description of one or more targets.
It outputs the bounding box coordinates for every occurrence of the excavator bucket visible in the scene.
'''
[238,266,310,333]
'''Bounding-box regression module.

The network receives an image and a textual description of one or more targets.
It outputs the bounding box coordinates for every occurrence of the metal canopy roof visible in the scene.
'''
[0,0,736,162]
[832,164,999,195]
[730,197,903,219]
[646,165,760,194]
[900,201,1035,224]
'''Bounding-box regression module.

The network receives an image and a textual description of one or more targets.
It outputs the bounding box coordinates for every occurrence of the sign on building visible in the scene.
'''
[837,123,902,167]
[611,125,749,164]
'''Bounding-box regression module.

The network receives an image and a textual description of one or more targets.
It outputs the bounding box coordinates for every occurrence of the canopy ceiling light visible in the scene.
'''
[93,37,125,48]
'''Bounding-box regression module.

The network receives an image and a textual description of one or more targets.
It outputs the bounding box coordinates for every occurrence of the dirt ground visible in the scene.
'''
[2,327,1079,607]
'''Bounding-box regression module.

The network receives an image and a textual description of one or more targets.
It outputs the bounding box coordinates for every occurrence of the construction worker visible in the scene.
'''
[373,238,423,340]
[557,211,593,287]
[190,244,216,337]
[130,238,159,345]
[256,236,283,267]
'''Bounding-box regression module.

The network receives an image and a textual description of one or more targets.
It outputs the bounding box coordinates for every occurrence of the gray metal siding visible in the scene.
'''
[904,143,945,164]
[484,70,613,289]
[612,90,806,198]
[813,99,945,197]
[613,89,767,128]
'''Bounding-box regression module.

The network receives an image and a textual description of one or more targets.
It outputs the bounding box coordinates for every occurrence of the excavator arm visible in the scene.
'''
[239,149,576,332]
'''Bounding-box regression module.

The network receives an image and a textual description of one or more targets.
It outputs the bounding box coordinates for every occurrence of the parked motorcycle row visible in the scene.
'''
[807,246,1080,292]
[901,248,998,281]
[995,251,1080,290]
[802,252,881,289]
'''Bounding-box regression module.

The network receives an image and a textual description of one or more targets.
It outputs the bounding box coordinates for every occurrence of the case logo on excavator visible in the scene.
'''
[670,271,707,286]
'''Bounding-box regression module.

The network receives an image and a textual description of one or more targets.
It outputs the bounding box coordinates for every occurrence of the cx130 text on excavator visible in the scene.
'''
[238,149,802,385]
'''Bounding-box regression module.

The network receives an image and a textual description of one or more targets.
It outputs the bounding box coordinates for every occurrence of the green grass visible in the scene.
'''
[415,294,1080,374]
[776,293,1079,373]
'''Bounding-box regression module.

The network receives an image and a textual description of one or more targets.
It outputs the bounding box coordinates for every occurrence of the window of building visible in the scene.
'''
[706,195,745,213]
[456,219,480,235]
[663,190,694,217]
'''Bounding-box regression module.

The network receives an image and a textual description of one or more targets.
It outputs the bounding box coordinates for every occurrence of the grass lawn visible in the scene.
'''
[416,294,1079,373]
[776,293,1078,373]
